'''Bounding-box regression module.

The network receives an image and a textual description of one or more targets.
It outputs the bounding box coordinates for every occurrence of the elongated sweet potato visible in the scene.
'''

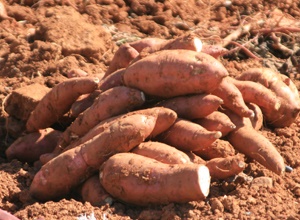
[99,153,210,206]
[247,103,263,130]
[129,37,167,52]
[157,118,222,152]
[30,113,156,201]
[155,94,223,120]
[26,77,99,132]
[123,50,229,98]
[201,44,228,58]
[194,111,236,137]
[98,68,125,92]
[185,151,206,164]
[223,108,286,175]
[193,139,236,160]
[6,128,61,163]
[80,174,114,206]
[60,86,145,148]
[205,154,245,180]
[237,67,300,127]
[132,141,191,164]
[104,43,139,77]
[211,76,254,118]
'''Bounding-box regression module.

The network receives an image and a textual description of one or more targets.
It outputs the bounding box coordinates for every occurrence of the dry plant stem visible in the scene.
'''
[227,41,262,60]
[221,24,252,48]
[252,27,300,35]
[269,33,293,56]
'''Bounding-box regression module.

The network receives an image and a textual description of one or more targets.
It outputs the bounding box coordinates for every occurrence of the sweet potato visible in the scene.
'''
[201,44,228,58]
[98,68,125,92]
[104,43,139,77]
[223,108,286,175]
[237,67,300,127]
[129,37,167,52]
[99,153,210,206]
[30,113,156,201]
[131,141,191,164]
[205,154,246,180]
[247,103,263,130]
[69,90,102,118]
[123,50,229,98]
[67,68,88,78]
[157,118,222,152]
[185,151,206,164]
[5,128,61,163]
[0,209,20,220]
[155,94,223,120]
[80,174,114,206]
[211,76,254,118]
[26,77,99,132]
[193,139,235,160]
[60,86,145,148]
[194,111,236,137]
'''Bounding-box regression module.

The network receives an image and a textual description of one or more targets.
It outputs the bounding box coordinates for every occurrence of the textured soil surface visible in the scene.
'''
[1,0,300,219]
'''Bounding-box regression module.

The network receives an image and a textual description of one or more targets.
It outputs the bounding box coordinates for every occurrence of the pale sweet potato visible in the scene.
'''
[129,37,167,52]
[157,118,222,152]
[0,209,20,220]
[194,111,236,137]
[223,108,286,175]
[99,153,210,206]
[123,50,229,98]
[131,141,191,164]
[205,154,245,180]
[155,94,223,120]
[211,76,254,118]
[6,128,61,163]
[30,113,157,201]
[26,77,99,132]
[247,103,263,130]
[201,44,228,58]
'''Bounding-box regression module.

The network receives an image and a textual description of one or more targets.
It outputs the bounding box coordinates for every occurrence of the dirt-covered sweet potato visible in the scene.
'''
[194,111,236,137]
[129,37,167,52]
[99,153,211,206]
[131,141,191,164]
[30,113,156,201]
[123,50,228,98]
[157,118,222,152]
[98,68,125,92]
[26,77,99,132]
[155,94,223,120]
[247,103,263,130]
[5,128,61,163]
[223,108,286,175]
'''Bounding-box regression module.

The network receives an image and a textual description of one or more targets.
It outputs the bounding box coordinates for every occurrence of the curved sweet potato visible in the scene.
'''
[211,76,254,118]
[5,128,61,163]
[26,77,99,132]
[104,43,139,77]
[131,141,191,164]
[99,153,210,206]
[98,68,125,92]
[155,94,223,120]
[223,108,286,175]
[194,111,236,137]
[123,50,228,98]
[157,118,222,152]
[30,113,156,201]
[247,103,263,130]
[60,86,145,148]
[206,154,246,180]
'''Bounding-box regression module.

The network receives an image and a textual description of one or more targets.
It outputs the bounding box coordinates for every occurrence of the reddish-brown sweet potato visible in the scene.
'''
[26,77,99,132]
[132,141,191,164]
[80,174,114,206]
[99,153,210,206]
[223,108,286,175]
[193,139,236,160]
[201,44,228,58]
[247,103,263,130]
[129,37,167,52]
[205,154,246,180]
[157,118,222,152]
[6,128,62,163]
[194,111,236,137]
[104,43,139,77]
[123,50,228,98]
[155,94,223,120]
[211,76,254,118]
[30,113,157,201]
[98,68,125,92]
[60,86,145,148]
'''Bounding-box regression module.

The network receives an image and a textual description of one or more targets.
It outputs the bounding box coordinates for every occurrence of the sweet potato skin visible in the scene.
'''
[132,141,191,164]
[129,37,167,52]
[155,94,223,120]
[98,68,125,92]
[30,113,156,201]
[123,50,228,98]
[26,77,99,132]
[100,153,210,206]
[223,109,286,175]
[6,128,62,163]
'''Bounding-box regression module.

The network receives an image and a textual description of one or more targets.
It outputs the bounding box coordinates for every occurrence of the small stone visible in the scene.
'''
[210,198,224,213]
[250,176,273,188]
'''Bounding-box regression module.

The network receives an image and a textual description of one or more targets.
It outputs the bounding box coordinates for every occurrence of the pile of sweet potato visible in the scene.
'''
[4,33,300,206]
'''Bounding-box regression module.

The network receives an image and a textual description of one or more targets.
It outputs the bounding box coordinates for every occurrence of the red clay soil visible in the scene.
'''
[1,0,300,219]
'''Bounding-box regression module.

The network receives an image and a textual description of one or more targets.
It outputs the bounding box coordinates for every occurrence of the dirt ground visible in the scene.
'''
[1,0,300,219]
